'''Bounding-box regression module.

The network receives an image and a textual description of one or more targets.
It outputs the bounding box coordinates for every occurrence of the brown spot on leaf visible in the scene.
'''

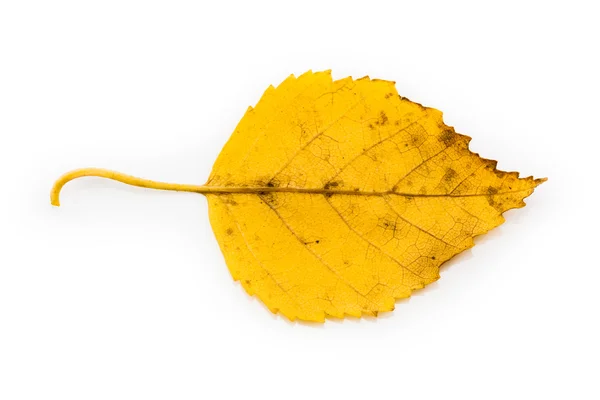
[375,111,388,126]
[259,192,278,207]
[493,169,505,178]
[486,186,500,208]
[226,228,234,235]
[221,196,238,206]
[438,129,456,145]
[378,216,397,233]
[410,134,423,146]
[443,168,457,182]
[324,181,342,190]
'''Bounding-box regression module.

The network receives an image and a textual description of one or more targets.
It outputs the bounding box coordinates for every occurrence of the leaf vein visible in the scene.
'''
[325,118,424,184]
[270,96,365,181]
[219,198,305,313]
[381,195,457,248]
[324,196,429,279]
[259,194,379,307]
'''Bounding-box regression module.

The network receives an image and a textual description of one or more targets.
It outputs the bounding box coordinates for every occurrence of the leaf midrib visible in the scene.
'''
[201,186,534,197]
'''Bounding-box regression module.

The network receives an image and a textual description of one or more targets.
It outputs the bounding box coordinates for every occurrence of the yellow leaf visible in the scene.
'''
[51,70,545,322]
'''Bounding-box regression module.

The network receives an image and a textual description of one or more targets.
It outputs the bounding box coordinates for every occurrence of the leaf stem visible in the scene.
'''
[50,168,207,206]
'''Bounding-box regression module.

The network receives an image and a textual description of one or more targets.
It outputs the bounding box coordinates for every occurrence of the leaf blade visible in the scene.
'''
[206,71,544,321]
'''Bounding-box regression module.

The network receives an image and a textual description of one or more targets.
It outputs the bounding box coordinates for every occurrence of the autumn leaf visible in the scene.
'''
[51,70,545,322]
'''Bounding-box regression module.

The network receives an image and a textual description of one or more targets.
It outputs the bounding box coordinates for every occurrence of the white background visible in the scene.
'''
[1,1,598,399]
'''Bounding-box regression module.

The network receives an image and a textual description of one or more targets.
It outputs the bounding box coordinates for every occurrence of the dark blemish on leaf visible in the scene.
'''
[303,239,320,245]
[324,181,342,190]
[406,180,413,187]
[486,186,499,207]
[384,92,393,99]
[431,256,436,260]
[378,217,397,233]
[484,160,498,170]
[443,168,457,182]
[354,188,360,192]
[226,228,234,235]
[395,120,400,126]
[259,192,278,206]
[324,193,333,198]
[253,178,267,186]
[266,178,280,188]
[410,134,421,146]
[375,111,388,126]
[222,197,238,206]
[368,123,375,130]
[438,129,456,145]
[381,111,388,125]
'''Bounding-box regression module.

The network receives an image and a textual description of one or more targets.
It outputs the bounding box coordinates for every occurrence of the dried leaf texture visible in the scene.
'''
[207,70,544,322]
